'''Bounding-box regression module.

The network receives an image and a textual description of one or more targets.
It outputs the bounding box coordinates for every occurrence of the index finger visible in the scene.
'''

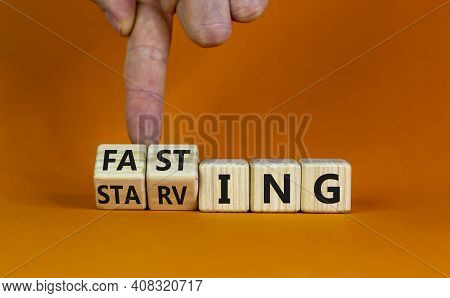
[125,2,173,145]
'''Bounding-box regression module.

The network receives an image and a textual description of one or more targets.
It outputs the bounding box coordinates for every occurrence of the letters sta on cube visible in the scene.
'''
[94,144,351,213]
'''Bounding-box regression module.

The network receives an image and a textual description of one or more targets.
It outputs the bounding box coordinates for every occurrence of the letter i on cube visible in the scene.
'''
[93,144,352,214]
[199,159,250,212]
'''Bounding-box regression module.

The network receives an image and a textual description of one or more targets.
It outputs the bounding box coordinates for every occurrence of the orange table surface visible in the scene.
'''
[1,0,450,277]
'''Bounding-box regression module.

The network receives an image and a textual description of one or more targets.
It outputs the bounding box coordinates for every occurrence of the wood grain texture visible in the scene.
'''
[300,159,351,213]
[94,144,147,209]
[199,159,249,212]
[147,144,199,210]
[250,159,301,212]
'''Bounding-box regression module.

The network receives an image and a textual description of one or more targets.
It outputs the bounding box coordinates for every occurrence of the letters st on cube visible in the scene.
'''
[94,144,351,213]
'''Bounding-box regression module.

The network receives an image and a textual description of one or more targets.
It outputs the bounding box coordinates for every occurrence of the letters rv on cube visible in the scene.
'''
[147,145,199,210]
[93,144,351,213]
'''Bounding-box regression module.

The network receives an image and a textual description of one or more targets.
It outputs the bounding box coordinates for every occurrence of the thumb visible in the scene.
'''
[93,0,136,36]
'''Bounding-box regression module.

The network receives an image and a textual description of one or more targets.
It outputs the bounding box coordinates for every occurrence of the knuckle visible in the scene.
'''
[232,1,266,22]
[191,23,231,47]
[125,89,164,103]
[127,44,168,63]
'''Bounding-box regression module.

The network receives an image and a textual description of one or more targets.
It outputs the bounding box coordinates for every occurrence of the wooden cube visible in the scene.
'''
[250,159,301,212]
[199,159,249,212]
[300,159,351,213]
[94,144,147,209]
[146,145,199,210]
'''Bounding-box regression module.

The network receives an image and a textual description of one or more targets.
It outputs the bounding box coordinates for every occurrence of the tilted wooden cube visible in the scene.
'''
[94,144,147,209]
[199,159,249,212]
[250,159,301,212]
[300,159,351,213]
[147,144,199,210]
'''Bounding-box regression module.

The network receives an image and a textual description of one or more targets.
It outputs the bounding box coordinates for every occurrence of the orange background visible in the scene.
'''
[1,0,450,277]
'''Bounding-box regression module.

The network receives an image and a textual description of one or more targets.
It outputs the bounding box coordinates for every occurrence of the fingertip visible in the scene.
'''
[177,0,232,48]
[190,23,231,48]
[117,1,137,37]
[96,0,136,36]
[117,16,136,37]
[230,0,268,23]
[124,2,172,145]
[126,94,163,145]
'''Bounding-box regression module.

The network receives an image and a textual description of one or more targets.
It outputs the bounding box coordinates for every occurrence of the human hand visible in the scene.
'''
[93,0,268,144]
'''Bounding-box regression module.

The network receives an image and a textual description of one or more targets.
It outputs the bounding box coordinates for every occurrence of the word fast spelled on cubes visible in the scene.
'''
[94,144,352,213]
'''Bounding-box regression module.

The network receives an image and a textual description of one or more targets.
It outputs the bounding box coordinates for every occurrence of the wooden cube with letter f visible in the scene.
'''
[94,144,147,209]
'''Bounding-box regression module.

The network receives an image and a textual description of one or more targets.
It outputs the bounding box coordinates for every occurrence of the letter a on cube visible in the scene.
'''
[94,144,147,209]
[300,159,351,213]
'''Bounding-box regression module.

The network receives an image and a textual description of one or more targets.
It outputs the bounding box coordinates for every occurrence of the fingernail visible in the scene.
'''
[105,11,121,34]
